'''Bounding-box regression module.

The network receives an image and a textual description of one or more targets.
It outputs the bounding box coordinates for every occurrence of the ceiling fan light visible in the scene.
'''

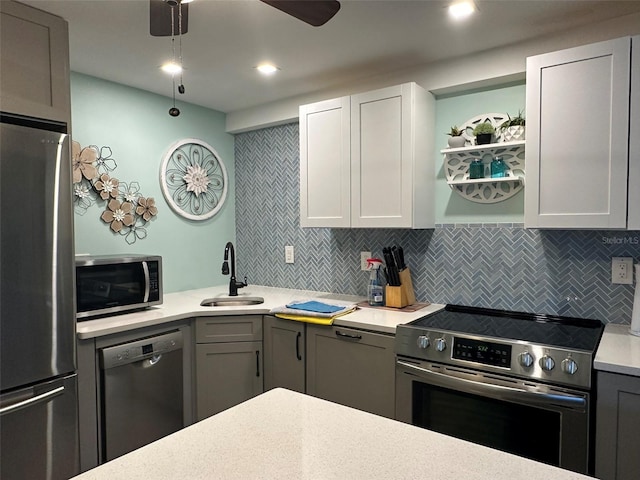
[161,61,183,74]
[449,1,476,20]
[256,63,279,75]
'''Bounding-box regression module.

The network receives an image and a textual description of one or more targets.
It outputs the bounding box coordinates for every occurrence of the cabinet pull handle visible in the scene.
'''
[296,332,302,361]
[335,330,362,340]
[256,350,260,377]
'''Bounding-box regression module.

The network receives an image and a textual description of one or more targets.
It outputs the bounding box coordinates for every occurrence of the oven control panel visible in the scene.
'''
[395,328,594,389]
[452,337,512,368]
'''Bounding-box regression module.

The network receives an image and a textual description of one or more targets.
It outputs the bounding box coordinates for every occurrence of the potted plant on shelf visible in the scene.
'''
[473,122,495,145]
[446,125,466,148]
[498,110,526,142]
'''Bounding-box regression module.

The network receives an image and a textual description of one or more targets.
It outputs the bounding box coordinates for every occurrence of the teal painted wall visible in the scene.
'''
[434,82,526,223]
[71,72,235,292]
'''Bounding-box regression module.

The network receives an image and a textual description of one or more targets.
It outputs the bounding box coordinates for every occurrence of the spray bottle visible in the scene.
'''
[367,258,384,306]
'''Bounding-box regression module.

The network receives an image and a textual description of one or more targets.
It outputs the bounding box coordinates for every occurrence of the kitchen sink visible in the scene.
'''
[200,296,264,307]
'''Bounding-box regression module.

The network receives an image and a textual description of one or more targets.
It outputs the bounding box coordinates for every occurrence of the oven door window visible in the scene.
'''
[412,381,560,466]
[76,263,145,313]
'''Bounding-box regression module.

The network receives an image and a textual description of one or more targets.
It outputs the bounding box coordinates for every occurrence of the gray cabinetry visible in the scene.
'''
[263,315,305,393]
[306,324,395,418]
[194,316,263,421]
[596,371,640,480]
[0,0,71,125]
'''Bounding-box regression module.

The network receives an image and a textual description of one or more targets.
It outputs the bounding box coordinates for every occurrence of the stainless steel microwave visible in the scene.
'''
[75,254,162,320]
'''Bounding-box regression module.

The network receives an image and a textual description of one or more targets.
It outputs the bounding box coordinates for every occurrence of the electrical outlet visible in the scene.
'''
[285,245,294,264]
[361,251,372,271]
[612,257,633,284]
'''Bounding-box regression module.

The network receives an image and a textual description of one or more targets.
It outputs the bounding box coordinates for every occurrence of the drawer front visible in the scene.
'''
[195,316,262,343]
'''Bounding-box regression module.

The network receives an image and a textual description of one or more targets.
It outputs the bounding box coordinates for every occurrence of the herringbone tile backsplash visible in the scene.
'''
[235,123,640,324]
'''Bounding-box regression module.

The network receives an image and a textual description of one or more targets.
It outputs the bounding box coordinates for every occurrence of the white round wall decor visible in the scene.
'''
[160,138,228,221]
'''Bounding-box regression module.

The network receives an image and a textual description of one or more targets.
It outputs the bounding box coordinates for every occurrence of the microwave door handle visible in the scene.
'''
[142,261,150,302]
[397,360,586,412]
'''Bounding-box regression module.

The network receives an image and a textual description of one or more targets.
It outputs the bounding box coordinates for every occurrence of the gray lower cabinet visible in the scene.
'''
[194,316,263,421]
[306,324,395,419]
[263,315,305,393]
[596,371,640,480]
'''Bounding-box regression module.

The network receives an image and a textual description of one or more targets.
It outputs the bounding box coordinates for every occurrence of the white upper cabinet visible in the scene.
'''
[0,1,71,126]
[300,82,434,229]
[525,37,632,229]
[300,97,351,228]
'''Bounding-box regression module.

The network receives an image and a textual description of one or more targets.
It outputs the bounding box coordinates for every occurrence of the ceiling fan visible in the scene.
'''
[150,0,341,36]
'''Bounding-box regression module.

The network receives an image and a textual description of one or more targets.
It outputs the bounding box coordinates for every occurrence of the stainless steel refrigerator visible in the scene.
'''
[0,117,79,479]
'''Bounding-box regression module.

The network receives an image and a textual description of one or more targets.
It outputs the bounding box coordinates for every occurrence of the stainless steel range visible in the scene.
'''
[395,304,604,475]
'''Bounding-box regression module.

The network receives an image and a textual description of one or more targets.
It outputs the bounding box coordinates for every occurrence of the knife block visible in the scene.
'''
[385,268,417,308]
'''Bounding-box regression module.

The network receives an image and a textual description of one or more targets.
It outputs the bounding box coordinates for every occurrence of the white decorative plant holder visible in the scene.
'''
[447,136,466,148]
[501,126,526,142]
[441,113,525,204]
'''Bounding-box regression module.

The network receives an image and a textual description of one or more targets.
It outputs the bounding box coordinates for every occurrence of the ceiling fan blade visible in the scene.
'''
[150,0,189,37]
[261,0,340,27]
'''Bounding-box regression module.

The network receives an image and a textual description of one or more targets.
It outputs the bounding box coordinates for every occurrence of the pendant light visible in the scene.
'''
[166,0,186,117]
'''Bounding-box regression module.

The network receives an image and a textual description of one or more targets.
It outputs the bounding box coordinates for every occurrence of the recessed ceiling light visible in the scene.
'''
[256,63,279,75]
[449,1,476,20]
[161,62,182,74]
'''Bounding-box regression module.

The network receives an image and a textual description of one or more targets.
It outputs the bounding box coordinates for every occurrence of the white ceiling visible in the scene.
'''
[21,0,640,114]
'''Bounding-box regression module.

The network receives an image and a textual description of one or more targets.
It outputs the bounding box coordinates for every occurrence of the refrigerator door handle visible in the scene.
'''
[0,385,64,416]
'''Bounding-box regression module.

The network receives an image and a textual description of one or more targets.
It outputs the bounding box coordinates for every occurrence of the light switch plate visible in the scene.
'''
[285,245,294,264]
[361,251,372,271]
[612,257,633,284]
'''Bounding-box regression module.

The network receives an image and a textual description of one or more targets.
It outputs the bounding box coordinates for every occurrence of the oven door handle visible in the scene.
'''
[397,360,587,411]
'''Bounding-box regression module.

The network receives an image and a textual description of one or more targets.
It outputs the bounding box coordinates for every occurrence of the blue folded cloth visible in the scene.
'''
[285,300,344,314]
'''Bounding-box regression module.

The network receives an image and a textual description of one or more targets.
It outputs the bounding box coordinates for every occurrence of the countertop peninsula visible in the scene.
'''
[72,388,591,480]
[76,285,445,339]
[594,323,640,377]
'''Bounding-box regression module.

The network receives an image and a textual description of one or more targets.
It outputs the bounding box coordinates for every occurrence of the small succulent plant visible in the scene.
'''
[447,125,464,137]
[473,122,496,135]
[498,110,526,131]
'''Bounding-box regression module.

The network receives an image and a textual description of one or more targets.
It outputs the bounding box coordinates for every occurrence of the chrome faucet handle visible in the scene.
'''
[243,275,248,286]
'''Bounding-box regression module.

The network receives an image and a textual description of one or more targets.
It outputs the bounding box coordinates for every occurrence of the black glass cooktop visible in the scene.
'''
[408,305,604,352]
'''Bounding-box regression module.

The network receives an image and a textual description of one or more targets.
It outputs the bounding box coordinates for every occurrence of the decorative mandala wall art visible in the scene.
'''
[159,138,228,221]
[71,141,158,244]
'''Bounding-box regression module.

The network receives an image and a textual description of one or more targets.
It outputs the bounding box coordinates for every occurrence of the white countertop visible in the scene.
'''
[594,323,640,377]
[76,285,445,339]
[72,388,591,480]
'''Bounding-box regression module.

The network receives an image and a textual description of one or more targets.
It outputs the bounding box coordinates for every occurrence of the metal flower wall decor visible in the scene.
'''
[72,142,158,244]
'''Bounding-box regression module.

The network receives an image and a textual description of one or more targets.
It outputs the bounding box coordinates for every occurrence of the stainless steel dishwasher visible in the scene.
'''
[99,330,184,462]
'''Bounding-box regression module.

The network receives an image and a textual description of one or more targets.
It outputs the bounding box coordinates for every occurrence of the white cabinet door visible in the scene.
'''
[0,1,70,125]
[299,97,351,227]
[299,82,434,229]
[628,35,640,230]
[351,83,434,229]
[525,37,631,229]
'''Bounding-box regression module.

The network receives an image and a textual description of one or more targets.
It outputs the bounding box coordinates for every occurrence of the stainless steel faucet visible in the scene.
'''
[222,241,247,296]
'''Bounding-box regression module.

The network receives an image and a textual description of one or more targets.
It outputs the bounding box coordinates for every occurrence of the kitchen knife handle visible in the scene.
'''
[397,246,406,270]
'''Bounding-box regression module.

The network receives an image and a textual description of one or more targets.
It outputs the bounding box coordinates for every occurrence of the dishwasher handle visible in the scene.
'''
[100,330,183,370]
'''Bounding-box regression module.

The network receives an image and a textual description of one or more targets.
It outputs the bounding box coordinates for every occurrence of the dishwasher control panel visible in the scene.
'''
[100,330,183,369]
